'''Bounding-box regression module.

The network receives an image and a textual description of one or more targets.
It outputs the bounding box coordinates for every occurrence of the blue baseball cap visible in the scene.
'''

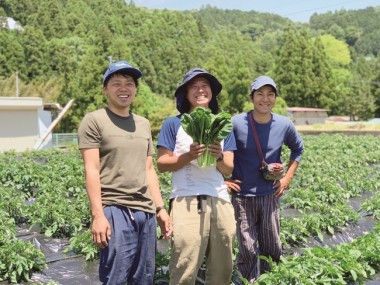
[250,76,278,96]
[175,68,222,114]
[102,61,142,86]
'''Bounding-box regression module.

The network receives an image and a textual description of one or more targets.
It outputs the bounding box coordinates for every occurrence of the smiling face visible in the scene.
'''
[251,85,276,118]
[103,74,137,116]
[186,76,212,112]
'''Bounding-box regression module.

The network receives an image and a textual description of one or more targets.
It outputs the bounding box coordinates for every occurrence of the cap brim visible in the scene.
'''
[103,67,142,85]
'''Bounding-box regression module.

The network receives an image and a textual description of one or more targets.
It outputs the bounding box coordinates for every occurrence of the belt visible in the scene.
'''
[197,195,208,213]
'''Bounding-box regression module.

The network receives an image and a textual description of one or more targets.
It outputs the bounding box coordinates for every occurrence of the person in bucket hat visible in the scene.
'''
[226,75,304,283]
[156,68,236,284]
[78,60,172,285]
[174,68,222,114]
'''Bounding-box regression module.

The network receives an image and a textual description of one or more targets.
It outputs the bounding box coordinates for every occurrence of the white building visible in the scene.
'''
[0,97,52,152]
[287,107,329,125]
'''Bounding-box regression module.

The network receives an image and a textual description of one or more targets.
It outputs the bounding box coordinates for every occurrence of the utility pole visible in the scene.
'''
[108,55,113,64]
[15,72,19,97]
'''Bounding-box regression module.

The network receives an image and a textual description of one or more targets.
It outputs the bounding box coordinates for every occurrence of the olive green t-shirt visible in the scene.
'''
[78,108,155,213]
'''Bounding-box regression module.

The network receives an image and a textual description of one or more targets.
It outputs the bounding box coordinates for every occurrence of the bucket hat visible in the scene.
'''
[103,61,142,86]
[250,76,278,96]
[175,68,222,114]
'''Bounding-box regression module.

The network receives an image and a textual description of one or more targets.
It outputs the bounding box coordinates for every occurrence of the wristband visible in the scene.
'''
[156,205,166,214]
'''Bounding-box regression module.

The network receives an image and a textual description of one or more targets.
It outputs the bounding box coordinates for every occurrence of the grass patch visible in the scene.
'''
[296,122,380,132]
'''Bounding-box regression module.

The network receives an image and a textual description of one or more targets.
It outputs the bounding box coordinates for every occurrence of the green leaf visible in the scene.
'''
[45,229,52,237]
[317,231,324,242]
[180,107,232,167]
[350,269,357,281]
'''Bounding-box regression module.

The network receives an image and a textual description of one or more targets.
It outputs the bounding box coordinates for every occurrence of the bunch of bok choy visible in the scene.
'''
[181,107,233,167]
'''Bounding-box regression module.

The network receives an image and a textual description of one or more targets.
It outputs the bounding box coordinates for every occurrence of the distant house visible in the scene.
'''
[1,17,24,31]
[287,107,328,125]
[0,97,53,152]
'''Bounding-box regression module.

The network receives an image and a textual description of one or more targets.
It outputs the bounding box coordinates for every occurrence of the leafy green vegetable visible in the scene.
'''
[181,107,233,167]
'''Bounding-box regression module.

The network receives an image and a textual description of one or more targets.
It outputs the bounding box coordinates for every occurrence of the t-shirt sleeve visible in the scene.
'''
[157,116,181,152]
[285,121,304,162]
[223,131,237,152]
[77,113,102,149]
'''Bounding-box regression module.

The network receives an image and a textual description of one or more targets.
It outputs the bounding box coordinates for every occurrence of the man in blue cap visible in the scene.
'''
[156,68,237,284]
[227,75,304,283]
[78,60,172,285]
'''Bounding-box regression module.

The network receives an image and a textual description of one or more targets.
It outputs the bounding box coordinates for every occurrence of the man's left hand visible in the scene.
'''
[273,176,291,197]
[156,209,172,239]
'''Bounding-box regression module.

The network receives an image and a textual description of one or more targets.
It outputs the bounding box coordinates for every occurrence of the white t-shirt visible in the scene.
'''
[157,115,237,202]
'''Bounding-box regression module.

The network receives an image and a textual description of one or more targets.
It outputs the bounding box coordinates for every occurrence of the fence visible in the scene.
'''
[52,133,78,148]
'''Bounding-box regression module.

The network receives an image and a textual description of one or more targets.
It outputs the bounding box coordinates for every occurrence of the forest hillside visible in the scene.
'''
[0,0,379,133]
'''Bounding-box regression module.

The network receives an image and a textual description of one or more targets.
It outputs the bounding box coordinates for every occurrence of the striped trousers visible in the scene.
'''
[232,194,282,282]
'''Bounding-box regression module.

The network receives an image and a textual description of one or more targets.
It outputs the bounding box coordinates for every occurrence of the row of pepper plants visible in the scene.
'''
[0,134,379,284]
[253,134,380,285]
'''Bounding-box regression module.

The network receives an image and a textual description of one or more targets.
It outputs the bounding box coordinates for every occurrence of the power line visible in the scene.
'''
[283,0,372,17]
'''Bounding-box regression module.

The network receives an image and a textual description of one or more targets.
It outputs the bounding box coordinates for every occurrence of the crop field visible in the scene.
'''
[0,134,379,285]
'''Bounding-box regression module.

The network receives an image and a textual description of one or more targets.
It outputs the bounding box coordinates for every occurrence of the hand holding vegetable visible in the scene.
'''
[207,142,223,161]
[181,107,233,167]
[188,142,206,160]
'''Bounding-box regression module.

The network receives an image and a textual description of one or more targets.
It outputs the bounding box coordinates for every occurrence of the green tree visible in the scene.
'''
[330,68,352,115]
[355,29,380,57]
[310,7,380,57]
[132,84,177,136]
[297,29,316,107]
[0,7,7,25]
[274,27,312,107]
[65,0,98,37]
[311,36,335,110]
[27,0,68,39]
[0,30,25,80]
[274,28,337,110]
[318,34,354,115]
[272,97,288,116]
[21,26,49,80]
[1,0,35,25]
[2,0,378,132]
[372,55,380,117]
[347,75,376,120]
[346,57,376,120]
[57,45,106,132]
[201,28,264,114]
[319,34,351,67]
[345,25,361,46]
[327,23,345,40]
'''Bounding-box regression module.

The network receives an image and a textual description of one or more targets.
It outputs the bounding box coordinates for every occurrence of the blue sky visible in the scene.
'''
[130,0,379,22]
